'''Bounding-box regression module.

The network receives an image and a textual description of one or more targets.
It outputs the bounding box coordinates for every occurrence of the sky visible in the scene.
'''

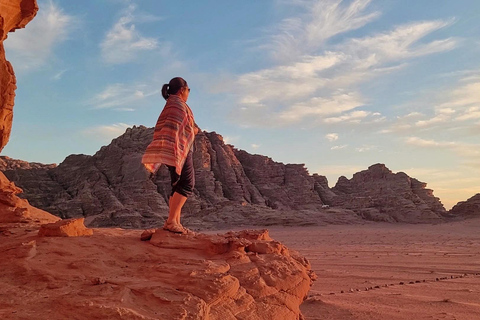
[3,0,480,209]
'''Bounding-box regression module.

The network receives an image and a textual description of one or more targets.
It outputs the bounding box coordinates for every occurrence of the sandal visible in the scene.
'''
[163,223,185,234]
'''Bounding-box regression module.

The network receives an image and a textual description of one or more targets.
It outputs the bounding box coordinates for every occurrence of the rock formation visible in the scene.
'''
[3,126,358,228]
[331,163,447,223]
[0,214,315,319]
[2,126,449,227]
[0,0,56,226]
[449,193,480,218]
[0,0,38,151]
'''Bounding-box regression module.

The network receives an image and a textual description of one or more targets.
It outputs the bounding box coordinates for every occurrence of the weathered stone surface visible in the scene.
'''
[148,229,316,319]
[38,218,93,237]
[0,0,38,152]
[331,163,447,223]
[0,156,56,170]
[0,221,315,320]
[0,171,58,224]
[449,193,480,218]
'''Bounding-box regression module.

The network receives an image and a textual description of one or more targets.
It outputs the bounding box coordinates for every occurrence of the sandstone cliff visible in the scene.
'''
[0,0,38,152]
[0,0,56,226]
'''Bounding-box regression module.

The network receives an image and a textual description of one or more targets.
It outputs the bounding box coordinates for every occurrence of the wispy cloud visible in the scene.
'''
[4,0,74,71]
[405,137,480,166]
[100,4,160,64]
[81,123,132,142]
[87,83,158,110]
[387,70,480,133]
[225,0,457,128]
[269,0,380,62]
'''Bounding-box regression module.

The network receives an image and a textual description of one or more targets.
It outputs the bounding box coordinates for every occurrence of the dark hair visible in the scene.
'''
[161,77,188,100]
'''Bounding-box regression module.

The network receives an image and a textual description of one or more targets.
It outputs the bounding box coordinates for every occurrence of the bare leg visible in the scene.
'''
[166,192,187,226]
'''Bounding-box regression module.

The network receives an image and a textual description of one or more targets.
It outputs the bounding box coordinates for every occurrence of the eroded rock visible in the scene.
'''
[38,218,93,237]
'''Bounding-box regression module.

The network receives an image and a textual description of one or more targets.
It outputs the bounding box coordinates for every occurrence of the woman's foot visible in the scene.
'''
[163,222,185,234]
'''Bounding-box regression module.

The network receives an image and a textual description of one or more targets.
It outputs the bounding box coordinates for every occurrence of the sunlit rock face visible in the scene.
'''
[0,0,38,152]
[0,0,56,226]
[0,221,315,320]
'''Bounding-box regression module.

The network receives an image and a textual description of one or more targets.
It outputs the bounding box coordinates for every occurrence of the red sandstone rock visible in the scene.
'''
[0,0,38,152]
[148,229,315,319]
[0,224,314,319]
[38,218,93,237]
[0,171,58,224]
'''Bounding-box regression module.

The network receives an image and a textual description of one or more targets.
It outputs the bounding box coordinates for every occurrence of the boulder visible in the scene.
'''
[38,218,93,237]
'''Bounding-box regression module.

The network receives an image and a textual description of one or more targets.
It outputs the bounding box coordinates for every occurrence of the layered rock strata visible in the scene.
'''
[0,0,38,151]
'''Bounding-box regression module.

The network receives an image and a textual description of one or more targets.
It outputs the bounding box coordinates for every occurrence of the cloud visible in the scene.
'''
[226,0,456,128]
[344,19,456,64]
[87,83,159,110]
[325,133,339,141]
[4,0,74,71]
[323,110,371,124]
[52,69,68,80]
[100,4,159,64]
[82,123,132,142]
[269,0,380,62]
[386,71,480,134]
[251,144,261,149]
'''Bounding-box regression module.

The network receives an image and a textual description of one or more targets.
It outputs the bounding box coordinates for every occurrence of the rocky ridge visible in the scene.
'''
[449,193,480,218]
[2,126,451,228]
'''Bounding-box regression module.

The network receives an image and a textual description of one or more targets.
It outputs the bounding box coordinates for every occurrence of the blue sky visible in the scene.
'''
[3,0,480,209]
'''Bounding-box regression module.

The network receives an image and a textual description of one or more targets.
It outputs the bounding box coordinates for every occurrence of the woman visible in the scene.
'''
[142,77,199,234]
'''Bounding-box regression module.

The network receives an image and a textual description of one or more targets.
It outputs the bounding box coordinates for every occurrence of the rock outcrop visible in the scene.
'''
[0,216,315,320]
[0,170,58,224]
[38,218,93,237]
[2,127,449,227]
[0,0,38,152]
[0,0,56,226]
[4,126,360,229]
[449,193,480,218]
[331,164,447,222]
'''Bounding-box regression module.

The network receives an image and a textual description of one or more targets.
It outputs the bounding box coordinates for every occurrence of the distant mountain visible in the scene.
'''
[1,126,452,229]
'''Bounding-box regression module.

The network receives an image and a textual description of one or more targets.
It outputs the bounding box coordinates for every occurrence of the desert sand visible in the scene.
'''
[268,219,480,320]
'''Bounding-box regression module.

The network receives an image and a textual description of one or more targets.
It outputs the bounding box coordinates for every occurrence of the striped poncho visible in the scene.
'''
[142,95,196,175]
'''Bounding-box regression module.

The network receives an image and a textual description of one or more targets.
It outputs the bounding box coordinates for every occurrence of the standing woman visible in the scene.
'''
[142,77,199,234]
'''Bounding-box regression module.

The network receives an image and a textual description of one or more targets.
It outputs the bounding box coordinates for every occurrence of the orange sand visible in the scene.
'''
[269,219,480,320]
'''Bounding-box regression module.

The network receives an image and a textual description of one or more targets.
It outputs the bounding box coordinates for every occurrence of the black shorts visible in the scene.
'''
[167,151,195,198]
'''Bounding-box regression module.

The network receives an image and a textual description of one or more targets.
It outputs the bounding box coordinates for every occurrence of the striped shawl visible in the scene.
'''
[142,95,196,175]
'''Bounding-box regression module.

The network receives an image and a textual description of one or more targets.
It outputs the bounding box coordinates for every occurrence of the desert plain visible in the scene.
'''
[268,219,480,320]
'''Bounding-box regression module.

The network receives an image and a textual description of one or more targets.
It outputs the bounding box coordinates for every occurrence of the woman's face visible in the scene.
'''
[179,86,190,102]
